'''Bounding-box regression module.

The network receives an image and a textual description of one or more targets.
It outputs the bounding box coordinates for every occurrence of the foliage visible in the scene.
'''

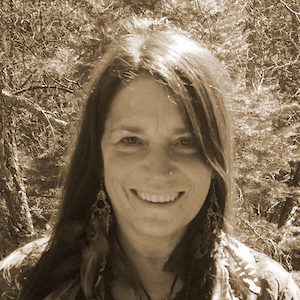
[245,0,300,97]
[232,83,300,270]
[234,85,300,215]
[0,0,300,279]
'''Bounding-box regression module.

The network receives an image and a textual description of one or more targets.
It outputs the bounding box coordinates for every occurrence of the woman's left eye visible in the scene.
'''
[174,137,196,147]
[173,137,197,154]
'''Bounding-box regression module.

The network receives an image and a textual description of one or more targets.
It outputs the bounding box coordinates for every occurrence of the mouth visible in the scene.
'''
[131,189,184,203]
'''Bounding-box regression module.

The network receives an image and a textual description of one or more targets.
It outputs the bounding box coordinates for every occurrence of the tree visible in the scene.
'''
[245,0,300,97]
[0,0,81,245]
[0,0,129,255]
[0,0,34,237]
[0,79,34,237]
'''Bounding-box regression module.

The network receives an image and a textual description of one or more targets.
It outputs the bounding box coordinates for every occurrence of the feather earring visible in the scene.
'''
[220,232,261,298]
[211,257,231,300]
[224,243,261,296]
[80,184,111,299]
[194,180,221,260]
[207,180,223,235]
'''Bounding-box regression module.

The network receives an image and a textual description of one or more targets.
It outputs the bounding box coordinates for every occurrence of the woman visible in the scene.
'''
[1,17,299,300]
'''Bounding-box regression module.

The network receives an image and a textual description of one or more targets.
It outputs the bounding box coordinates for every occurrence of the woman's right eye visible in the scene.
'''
[119,137,142,145]
[116,137,145,153]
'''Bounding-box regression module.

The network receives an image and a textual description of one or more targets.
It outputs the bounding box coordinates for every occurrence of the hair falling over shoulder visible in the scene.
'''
[18,17,233,300]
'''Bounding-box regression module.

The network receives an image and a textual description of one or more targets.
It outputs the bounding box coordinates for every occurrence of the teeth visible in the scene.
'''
[136,191,179,203]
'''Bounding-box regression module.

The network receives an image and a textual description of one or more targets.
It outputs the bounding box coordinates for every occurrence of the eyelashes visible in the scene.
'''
[173,137,196,147]
[116,136,197,154]
[119,136,145,146]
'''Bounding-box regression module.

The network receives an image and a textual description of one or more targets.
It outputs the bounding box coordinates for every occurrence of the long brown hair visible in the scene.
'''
[19,17,232,300]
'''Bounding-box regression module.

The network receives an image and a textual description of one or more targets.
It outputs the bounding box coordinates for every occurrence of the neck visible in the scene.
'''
[118,226,185,261]
[116,225,186,300]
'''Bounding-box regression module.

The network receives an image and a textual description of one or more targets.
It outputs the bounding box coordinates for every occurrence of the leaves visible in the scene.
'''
[0,0,299,274]
[245,0,300,96]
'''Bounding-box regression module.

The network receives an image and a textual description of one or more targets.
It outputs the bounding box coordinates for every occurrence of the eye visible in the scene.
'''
[116,136,146,152]
[175,137,196,147]
[119,137,144,145]
[173,136,197,153]
[179,137,195,146]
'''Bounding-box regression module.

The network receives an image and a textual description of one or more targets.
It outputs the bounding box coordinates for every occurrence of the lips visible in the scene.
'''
[132,189,183,203]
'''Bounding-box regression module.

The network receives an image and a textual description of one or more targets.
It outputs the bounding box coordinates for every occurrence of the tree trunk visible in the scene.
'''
[0,72,34,237]
[278,161,300,228]
[278,197,294,229]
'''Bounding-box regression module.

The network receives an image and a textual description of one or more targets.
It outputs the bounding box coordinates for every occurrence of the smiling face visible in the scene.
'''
[101,77,212,239]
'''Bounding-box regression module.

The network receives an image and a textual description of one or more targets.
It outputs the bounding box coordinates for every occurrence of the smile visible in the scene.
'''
[132,189,184,203]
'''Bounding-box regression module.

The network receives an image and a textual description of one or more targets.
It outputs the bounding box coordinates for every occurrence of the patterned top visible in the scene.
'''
[0,232,299,300]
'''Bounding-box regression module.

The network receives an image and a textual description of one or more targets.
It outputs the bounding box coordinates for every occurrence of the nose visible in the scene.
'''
[145,144,174,179]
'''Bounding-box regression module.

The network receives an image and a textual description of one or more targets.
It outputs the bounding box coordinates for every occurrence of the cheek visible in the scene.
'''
[101,149,138,204]
[183,158,212,185]
[103,153,136,183]
[102,144,146,178]
[102,162,127,215]
[102,156,123,192]
[186,163,212,204]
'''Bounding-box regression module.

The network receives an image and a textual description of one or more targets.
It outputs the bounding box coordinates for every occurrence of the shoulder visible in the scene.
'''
[224,233,300,299]
[249,247,300,299]
[0,236,49,300]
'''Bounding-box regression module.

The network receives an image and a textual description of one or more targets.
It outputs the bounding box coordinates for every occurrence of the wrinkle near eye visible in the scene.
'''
[100,77,213,242]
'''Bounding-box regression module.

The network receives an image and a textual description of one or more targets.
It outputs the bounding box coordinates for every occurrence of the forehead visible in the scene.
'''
[105,77,188,130]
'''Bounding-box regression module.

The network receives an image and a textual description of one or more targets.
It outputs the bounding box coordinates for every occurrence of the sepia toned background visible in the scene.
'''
[0,0,299,284]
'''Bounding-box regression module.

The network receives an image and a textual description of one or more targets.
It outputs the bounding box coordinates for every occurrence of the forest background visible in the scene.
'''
[1,0,300,284]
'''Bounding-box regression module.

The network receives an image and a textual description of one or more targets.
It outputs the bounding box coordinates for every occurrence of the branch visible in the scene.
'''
[265,201,281,215]
[18,69,38,90]
[235,183,244,203]
[292,88,300,98]
[44,71,79,91]
[99,0,113,13]
[14,85,74,95]
[17,95,68,126]
[1,89,68,126]
[279,0,300,24]
[238,216,265,242]
[238,217,282,257]
[13,37,37,57]
[31,101,56,139]
[238,217,279,258]
[63,77,81,87]
[284,205,300,224]
[266,59,299,71]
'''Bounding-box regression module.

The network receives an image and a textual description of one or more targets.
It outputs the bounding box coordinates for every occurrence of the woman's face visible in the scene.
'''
[101,77,212,239]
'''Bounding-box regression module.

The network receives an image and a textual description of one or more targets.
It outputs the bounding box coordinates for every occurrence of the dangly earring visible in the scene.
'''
[92,183,111,235]
[206,179,222,235]
[194,179,222,260]
[80,183,111,299]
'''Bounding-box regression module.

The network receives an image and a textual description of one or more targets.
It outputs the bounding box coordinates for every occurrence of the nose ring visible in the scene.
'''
[168,170,174,176]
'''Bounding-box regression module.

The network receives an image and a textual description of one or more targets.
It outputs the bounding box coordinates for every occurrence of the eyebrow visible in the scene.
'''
[110,125,191,135]
[110,126,143,134]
